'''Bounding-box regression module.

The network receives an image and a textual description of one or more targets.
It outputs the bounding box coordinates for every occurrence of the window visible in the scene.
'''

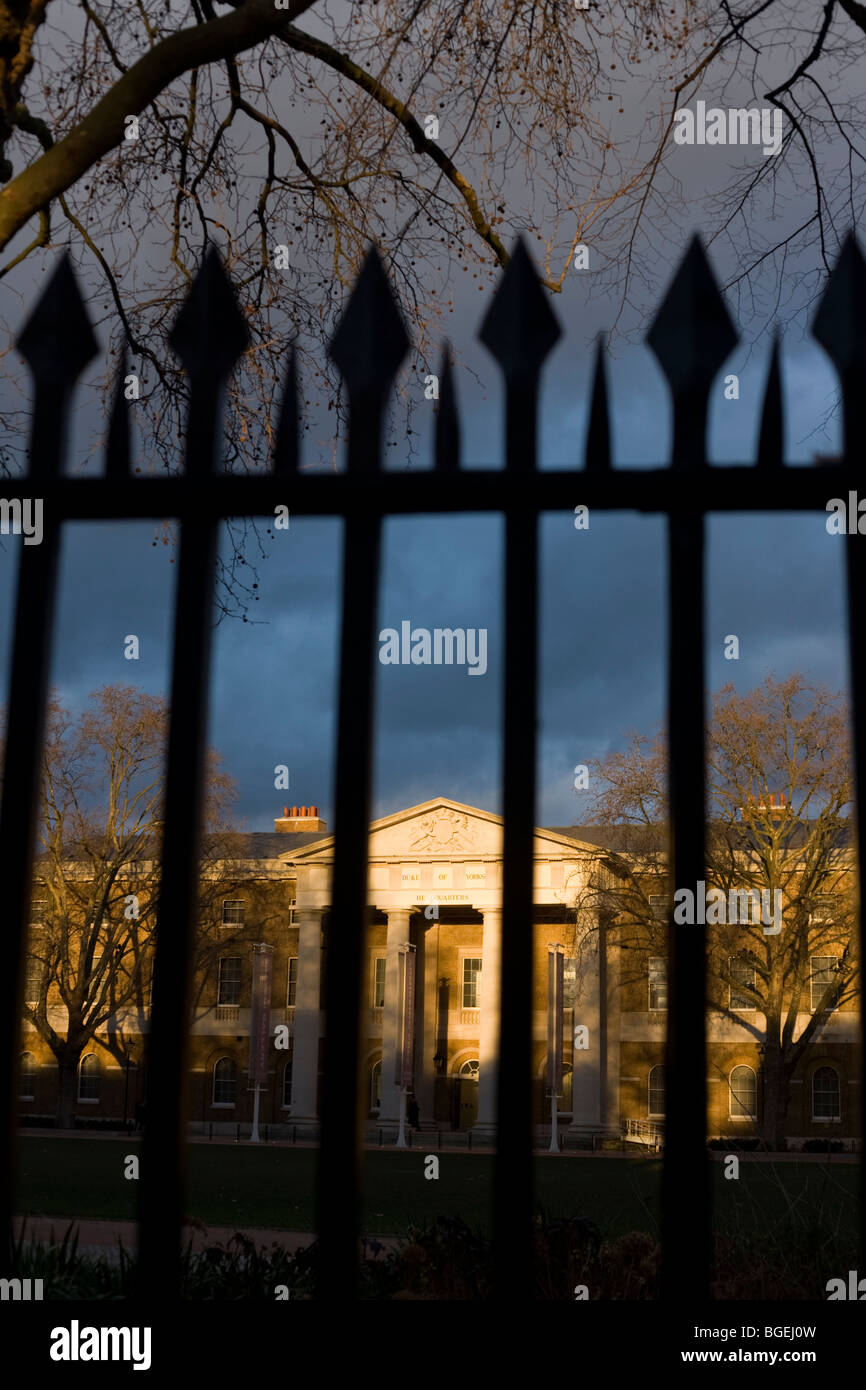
[213,1057,237,1106]
[78,1054,100,1102]
[563,957,578,1009]
[649,894,667,922]
[729,957,756,1011]
[812,1066,840,1120]
[372,957,386,1008]
[462,957,482,1010]
[370,1059,382,1110]
[221,899,245,928]
[648,957,667,1011]
[288,897,297,927]
[282,1054,293,1108]
[24,956,42,1004]
[287,957,298,1008]
[217,957,242,1006]
[19,1052,36,1099]
[458,1059,480,1081]
[809,894,836,924]
[30,898,48,926]
[810,956,839,1012]
[730,1065,757,1119]
[648,1064,665,1117]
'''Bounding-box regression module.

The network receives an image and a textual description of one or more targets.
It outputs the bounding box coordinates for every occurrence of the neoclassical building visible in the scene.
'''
[286,797,619,1139]
[18,797,861,1148]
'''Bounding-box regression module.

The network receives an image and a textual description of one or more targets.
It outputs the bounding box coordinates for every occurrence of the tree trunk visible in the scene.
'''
[761,1054,793,1152]
[55,1053,80,1130]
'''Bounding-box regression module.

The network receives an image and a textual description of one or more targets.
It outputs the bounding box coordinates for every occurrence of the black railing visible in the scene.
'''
[1,232,863,1301]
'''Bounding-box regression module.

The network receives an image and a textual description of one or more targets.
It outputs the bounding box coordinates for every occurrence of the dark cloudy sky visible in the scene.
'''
[0,320,848,833]
[0,0,855,834]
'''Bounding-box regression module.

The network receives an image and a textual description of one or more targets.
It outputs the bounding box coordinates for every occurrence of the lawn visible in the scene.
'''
[14,1137,857,1240]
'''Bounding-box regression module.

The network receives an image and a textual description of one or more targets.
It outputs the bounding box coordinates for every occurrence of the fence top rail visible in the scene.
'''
[0,467,861,518]
[8,231,865,500]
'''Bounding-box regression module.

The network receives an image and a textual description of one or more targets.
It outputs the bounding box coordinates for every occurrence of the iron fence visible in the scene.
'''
[0,232,863,1301]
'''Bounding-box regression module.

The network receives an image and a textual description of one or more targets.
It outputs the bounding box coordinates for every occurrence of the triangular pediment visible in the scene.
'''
[280,797,605,863]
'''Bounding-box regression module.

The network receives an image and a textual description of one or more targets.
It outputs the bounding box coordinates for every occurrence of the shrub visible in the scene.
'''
[72,1116,128,1132]
[7,1202,855,1300]
[709,1137,764,1151]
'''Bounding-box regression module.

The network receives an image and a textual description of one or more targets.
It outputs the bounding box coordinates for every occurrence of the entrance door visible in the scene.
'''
[455,1059,479,1129]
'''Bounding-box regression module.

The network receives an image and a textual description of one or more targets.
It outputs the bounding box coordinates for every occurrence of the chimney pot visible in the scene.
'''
[283,806,288,817]
[310,805,318,817]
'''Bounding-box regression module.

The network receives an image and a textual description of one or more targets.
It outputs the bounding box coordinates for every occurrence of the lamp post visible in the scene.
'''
[123,1052,132,1130]
[547,943,564,1153]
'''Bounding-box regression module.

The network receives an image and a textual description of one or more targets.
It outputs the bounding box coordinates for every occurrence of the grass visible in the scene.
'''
[14,1136,858,1245]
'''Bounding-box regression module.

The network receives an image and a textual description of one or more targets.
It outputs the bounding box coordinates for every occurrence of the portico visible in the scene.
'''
[283,797,620,1141]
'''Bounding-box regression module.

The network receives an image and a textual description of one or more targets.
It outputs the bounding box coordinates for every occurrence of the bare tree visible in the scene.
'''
[2,3,864,612]
[0,0,711,613]
[16,683,243,1128]
[604,0,866,327]
[571,673,858,1149]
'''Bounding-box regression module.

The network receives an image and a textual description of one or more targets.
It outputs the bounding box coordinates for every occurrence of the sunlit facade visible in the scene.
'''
[18,798,861,1149]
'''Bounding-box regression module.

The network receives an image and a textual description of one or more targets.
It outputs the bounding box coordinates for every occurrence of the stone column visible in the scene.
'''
[290,907,323,1131]
[378,908,413,1127]
[601,917,621,1136]
[569,921,603,1136]
[415,922,437,1127]
[473,908,502,1137]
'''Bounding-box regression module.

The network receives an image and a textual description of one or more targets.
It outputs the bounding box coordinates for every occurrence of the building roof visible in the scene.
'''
[33,810,855,865]
[231,824,633,859]
[545,825,638,852]
[548,821,853,852]
[229,831,329,859]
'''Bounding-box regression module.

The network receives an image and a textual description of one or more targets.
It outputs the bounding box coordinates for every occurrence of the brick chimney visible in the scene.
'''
[274,805,326,833]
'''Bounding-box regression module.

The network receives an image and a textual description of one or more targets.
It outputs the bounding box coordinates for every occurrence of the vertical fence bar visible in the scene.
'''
[480,240,561,1298]
[273,346,300,474]
[318,249,408,1299]
[137,249,249,1296]
[585,335,611,472]
[435,345,460,472]
[648,238,737,1300]
[0,257,97,1263]
[106,350,131,478]
[813,233,866,1271]
[757,334,783,472]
